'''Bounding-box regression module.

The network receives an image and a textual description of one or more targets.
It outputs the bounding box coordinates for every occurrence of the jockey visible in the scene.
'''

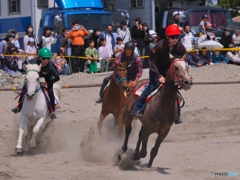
[131,24,186,124]
[95,41,143,103]
[12,48,60,119]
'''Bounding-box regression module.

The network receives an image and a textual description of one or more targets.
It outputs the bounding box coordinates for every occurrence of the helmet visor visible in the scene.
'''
[125,49,133,53]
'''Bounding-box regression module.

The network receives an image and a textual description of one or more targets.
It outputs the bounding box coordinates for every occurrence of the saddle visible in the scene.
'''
[134,83,183,105]
[16,87,60,113]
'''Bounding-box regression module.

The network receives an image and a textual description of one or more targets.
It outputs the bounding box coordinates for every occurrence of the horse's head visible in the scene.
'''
[169,53,192,90]
[114,61,128,92]
[23,64,42,100]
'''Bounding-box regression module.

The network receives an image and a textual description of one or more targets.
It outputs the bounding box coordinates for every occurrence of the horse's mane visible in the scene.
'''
[24,64,41,73]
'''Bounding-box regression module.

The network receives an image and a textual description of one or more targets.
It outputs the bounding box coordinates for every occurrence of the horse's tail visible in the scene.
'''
[119,107,126,134]
[53,84,62,100]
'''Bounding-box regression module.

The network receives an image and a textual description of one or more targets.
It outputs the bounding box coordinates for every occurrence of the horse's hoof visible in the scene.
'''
[118,154,122,161]
[131,152,140,161]
[29,142,36,148]
[15,148,22,153]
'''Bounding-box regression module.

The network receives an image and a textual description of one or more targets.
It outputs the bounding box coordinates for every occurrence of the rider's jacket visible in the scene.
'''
[149,39,186,79]
[114,52,143,82]
[29,58,60,84]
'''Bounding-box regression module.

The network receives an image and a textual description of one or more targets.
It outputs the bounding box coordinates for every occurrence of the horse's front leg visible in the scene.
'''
[25,124,33,151]
[16,115,28,152]
[29,117,45,148]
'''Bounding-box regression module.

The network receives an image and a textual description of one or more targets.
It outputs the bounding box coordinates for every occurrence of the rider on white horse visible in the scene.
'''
[12,48,60,119]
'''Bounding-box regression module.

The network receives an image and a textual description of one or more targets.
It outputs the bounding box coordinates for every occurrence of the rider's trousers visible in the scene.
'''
[134,69,181,117]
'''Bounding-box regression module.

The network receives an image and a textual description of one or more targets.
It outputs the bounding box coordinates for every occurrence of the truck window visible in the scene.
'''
[162,11,168,29]
[67,13,114,32]
[51,14,65,36]
[188,10,232,35]
[44,15,50,27]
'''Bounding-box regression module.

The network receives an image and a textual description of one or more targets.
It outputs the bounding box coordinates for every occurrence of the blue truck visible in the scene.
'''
[42,0,114,53]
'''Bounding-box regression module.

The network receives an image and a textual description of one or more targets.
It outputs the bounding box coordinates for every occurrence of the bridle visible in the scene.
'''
[169,59,186,89]
[24,70,41,99]
[113,67,128,88]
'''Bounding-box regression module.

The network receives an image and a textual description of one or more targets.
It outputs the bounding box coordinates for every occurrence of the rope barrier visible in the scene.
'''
[1,81,240,91]
[2,48,240,59]
[0,83,103,91]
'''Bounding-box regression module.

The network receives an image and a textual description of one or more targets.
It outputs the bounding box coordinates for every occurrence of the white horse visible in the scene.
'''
[15,63,61,153]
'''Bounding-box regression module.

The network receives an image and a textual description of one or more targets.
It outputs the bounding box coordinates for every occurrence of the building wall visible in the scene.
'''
[0,0,32,46]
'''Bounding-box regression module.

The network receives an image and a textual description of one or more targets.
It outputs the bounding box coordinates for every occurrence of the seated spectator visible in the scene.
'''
[4,45,21,75]
[55,49,69,75]
[226,44,240,65]
[85,39,98,74]
[212,51,228,64]
[199,47,212,65]
[132,39,139,56]
[187,51,204,67]
[180,25,194,50]
[149,35,159,50]
[98,38,111,72]
[120,21,131,46]
[114,37,124,58]
[232,30,240,46]
[26,37,37,62]
[199,15,210,36]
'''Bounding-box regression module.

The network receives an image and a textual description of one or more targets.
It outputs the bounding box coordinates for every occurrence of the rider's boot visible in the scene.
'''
[131,109,144,117]
[50,112,56,119]
[175,115,183,124]
[95,97,103,103]
[12,107,19,114]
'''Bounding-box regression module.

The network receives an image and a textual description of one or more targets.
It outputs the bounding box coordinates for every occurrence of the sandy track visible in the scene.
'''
[0,64,240,180]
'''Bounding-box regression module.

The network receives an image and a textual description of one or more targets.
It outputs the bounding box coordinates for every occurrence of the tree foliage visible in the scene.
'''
[216,0,240,17]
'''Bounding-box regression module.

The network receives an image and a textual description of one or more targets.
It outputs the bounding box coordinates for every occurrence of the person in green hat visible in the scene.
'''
[12,48,60,119]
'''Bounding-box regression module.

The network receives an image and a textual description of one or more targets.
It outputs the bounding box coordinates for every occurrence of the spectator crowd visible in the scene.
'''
[1,13,240,77]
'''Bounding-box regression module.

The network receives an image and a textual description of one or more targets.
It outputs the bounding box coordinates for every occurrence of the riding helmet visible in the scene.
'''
[38,48,52,58]
[124,41,135,51]
[166,24,181,36]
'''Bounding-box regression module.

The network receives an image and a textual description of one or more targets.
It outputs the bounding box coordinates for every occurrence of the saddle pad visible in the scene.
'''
[134,83,149,98]
[134,83,163,102]
[146,84,163,102]
[103,79,111,93]
[42,87,60,110]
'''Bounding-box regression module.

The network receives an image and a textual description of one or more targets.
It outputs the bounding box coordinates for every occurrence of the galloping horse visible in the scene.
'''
[97,61,129,133]
[15,64,61,153]
[118,54,192,167]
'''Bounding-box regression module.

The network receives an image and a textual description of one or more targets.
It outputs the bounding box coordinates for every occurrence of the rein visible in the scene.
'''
[169,59,186,89]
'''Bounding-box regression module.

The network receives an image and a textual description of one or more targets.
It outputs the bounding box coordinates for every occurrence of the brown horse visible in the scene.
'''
[118,54,192,168]
[98,61,129,133]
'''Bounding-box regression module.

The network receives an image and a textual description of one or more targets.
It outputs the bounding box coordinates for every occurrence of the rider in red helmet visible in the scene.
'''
[131,24,186,124]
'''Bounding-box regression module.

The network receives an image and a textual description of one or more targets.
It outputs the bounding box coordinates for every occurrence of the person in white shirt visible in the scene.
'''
[41,26,57,51]
[226,44,240,65]
[119,21,131,46]
[180,25,194,50]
